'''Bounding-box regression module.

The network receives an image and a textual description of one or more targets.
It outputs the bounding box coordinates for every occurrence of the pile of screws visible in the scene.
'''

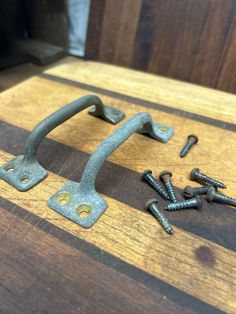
[142,166,236,235]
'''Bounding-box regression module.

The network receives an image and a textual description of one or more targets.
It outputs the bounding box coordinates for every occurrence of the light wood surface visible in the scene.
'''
[0,58,236,313]
[46,60,236,123]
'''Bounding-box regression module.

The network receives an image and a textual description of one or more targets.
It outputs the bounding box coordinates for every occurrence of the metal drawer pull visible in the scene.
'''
[0,94,125,191]
[48,112,174,228]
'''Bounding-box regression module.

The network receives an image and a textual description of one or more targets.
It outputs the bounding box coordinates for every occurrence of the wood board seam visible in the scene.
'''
[1,120,236,253]
[0,197,225,314]
[38,73,236,132]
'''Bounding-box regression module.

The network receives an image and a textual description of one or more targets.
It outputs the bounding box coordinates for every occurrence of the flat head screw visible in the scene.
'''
[183,185,212,199]
[180,134,198,158]
[159,170,178,203]
[206,187,236,207]
[190,168,226,189]
[146,199,173,235]
[165,195,203,211]
[141,170,170,200]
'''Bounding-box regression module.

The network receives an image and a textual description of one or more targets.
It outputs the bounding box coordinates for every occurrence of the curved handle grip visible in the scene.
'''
[0,94,125,191]
[24,94,124,162]
[48,112,174,228]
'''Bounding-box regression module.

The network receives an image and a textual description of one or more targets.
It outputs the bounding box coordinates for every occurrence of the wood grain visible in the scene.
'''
[85,0,105,60]
[3,75,236,196]
[45,61,236,124]
[0,151,236,313]
[86,0,236,93]
[216,14,236,93]
[1,59,236,313]
[1,119,236,252]
[1,205,190,314]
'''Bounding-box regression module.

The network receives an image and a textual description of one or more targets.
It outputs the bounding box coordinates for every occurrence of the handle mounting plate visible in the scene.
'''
[0,155,47,191]
[48,181,107,228]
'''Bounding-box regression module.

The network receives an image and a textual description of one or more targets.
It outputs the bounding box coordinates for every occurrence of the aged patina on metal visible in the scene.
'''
[206,187,236,207]
[180,134,198,158]
[141,170,170,200]
[48,112,174,228]
[145,199,173,235]
[159,170,178,203]
[165,196,202,211]
[190,168,226,189]
[0,95,125,191]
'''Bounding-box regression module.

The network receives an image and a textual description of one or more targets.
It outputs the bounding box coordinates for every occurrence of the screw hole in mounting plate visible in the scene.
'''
[5,165,15,173]
[160,126,168,133]
[20,175,30,184]
[55,192,71,205]
[76,204,91,218]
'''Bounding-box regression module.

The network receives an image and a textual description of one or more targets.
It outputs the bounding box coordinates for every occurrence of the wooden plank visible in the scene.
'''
[1,199,223,314]
[44,61,236,124]
[0,151,236,313]
[113,0,143,66]
[0,75,236,198]
[85,0,105,60]
[0,120,236,251]
[1,60,236,313]
[189,0,236,88]
[1,207,192,314]
[98,0,124,62]
[145,0,235,88]
[86,0,236,93]
[216,14,236,93]
[144,0,209,79]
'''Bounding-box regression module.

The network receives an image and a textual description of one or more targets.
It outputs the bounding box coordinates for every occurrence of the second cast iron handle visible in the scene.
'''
[0,94,125,191]
[48,112,174,228]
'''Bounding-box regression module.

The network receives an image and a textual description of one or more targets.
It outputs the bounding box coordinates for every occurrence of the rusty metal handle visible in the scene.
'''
[0,94,125,191]
[48,112,174,228]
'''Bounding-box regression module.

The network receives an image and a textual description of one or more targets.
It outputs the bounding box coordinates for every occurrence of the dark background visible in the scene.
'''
[1,0,236,94]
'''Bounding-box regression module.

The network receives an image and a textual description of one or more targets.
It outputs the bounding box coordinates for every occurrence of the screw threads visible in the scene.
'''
[221,195,236,206]
[180,142,192,158]
[190,168,226,189]
[159,170,178,203]
[207,188,236,207]
[180,135,198,158]
[142,171,170,200]
[198,173,225,189]
[183,185,212,199]
[165,197,202,211]
[147,201,173,234]
[192,186,211,195]
[165,180,178,203]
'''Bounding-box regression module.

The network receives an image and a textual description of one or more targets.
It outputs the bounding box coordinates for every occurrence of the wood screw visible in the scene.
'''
[159,170,178,203]
[190,168,226,189]
[141,170,170,200]
[165,196,203,211]
[146,199,173,234]
[206,187,236,207]
[183,185,212,199]
[180,134,198,158]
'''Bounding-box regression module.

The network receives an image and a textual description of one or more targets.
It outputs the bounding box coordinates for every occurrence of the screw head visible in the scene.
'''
[159,170,172,181]
[183,186,194,199]
[195,195,203,209]
[206,187,216,202]
[188,134,198,144]
[190,168,200,181]
[145,198,158,210]
[141,169,152,181]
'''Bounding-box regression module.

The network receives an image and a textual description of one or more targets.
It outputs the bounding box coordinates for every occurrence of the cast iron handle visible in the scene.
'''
[0,94,125,191]
[48,112,174,228]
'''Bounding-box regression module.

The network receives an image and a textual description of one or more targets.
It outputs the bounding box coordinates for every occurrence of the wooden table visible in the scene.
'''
[0,58,236,314]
